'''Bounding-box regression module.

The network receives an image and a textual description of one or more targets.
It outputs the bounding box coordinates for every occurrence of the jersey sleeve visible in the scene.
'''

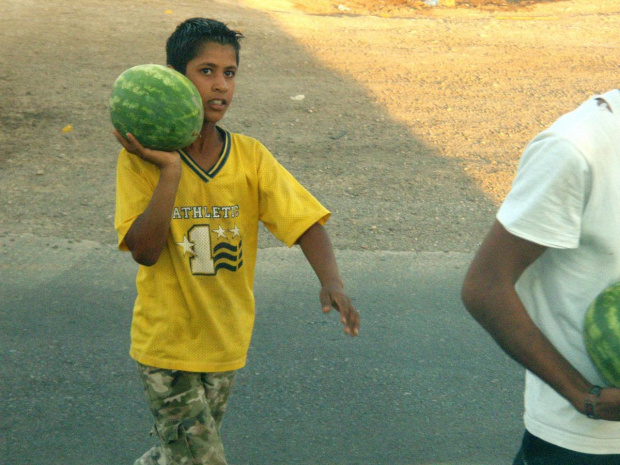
[255,144,330,247]
[114,149,158,251]
[497,134,592,249]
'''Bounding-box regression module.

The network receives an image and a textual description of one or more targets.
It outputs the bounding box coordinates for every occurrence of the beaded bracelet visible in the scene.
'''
[585,385,603,419]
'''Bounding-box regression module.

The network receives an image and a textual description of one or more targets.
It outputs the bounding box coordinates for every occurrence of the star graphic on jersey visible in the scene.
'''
[176,235,195,256]
[229,225,241,237]
[213,225,228,239]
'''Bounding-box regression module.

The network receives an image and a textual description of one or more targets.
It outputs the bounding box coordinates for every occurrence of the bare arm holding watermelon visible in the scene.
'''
[461,220,620,422]
[114,130,181,266]
[112,129,361,338]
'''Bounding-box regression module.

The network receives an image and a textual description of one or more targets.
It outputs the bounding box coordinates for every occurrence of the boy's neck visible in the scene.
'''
[186,124,223,172]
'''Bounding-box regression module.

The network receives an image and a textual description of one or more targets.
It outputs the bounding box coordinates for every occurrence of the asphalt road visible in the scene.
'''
[1,235,524,465]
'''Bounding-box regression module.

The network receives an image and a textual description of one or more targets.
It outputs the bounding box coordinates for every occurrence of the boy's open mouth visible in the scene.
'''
[208,99,227,107]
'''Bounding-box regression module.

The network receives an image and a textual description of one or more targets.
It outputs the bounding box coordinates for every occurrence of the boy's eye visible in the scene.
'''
[200,68,212,75]
[225,70,236,78]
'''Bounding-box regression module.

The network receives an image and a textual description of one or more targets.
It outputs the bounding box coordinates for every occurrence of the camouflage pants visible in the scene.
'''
[134,363,236,465]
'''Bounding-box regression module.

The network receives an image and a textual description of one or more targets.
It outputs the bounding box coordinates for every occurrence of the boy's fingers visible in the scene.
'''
[113,130,141,154]
[320,289,359,336]
[124,132,141,146]
[343,307,360,337]
[123,133,143,151]
[113,130,128,145]
[336,298,359,337]
[320,295,332,313]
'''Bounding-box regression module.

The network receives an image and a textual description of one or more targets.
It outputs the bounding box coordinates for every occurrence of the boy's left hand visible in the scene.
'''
[320,283,360,337]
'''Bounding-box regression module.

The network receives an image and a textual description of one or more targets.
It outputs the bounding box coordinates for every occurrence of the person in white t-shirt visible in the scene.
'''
[461,90,620,464]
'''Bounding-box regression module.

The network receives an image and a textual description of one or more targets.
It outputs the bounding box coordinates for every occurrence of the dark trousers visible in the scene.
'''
[513,430,620,465]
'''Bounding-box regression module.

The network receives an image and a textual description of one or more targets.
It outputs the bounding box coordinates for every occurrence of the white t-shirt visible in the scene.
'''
[497,90,620,454]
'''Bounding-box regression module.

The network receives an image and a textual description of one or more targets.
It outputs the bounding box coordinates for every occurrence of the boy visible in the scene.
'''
[114,18,360,465]
[461,90,620,463]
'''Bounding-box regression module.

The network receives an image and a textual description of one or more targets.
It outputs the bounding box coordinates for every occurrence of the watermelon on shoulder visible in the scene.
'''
[584,281,620,388]
[109,64,204,151]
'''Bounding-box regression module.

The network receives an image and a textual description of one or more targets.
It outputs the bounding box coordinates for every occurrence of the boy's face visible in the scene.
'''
[183,42,238,124]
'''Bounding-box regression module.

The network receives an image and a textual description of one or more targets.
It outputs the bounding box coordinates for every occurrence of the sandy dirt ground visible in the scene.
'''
[1,0,619,253]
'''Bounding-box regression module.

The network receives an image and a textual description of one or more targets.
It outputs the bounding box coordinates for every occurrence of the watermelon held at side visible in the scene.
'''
[584,281,620,388]
[109,64,204,151]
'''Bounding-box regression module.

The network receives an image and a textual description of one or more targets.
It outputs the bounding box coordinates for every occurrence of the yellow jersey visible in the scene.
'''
[115,128,330,372]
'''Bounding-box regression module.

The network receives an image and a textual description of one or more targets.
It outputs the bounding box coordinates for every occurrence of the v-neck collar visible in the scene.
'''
[178,127,231,182]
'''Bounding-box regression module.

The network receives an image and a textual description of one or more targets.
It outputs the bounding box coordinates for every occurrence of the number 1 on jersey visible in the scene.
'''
[189,225,215,275]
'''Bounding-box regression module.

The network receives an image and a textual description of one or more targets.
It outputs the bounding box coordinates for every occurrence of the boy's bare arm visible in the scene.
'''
[461,220,620,421]
[114,131,182,266]
[297,223,360,337]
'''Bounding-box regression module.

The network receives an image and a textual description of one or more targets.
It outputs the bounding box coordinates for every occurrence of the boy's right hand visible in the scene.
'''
[113,130,181,170]
[113,130,182,266]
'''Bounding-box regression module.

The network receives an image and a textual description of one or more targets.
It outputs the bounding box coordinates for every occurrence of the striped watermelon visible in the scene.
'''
[584,281,620,387]
[109,64,203,151]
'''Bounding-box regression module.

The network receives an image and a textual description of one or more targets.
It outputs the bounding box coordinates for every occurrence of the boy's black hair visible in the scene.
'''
[166,18,243,74]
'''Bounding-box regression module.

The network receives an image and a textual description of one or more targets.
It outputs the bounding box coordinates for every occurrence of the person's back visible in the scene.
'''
[499,90,620,453]
[462,90,620,464]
